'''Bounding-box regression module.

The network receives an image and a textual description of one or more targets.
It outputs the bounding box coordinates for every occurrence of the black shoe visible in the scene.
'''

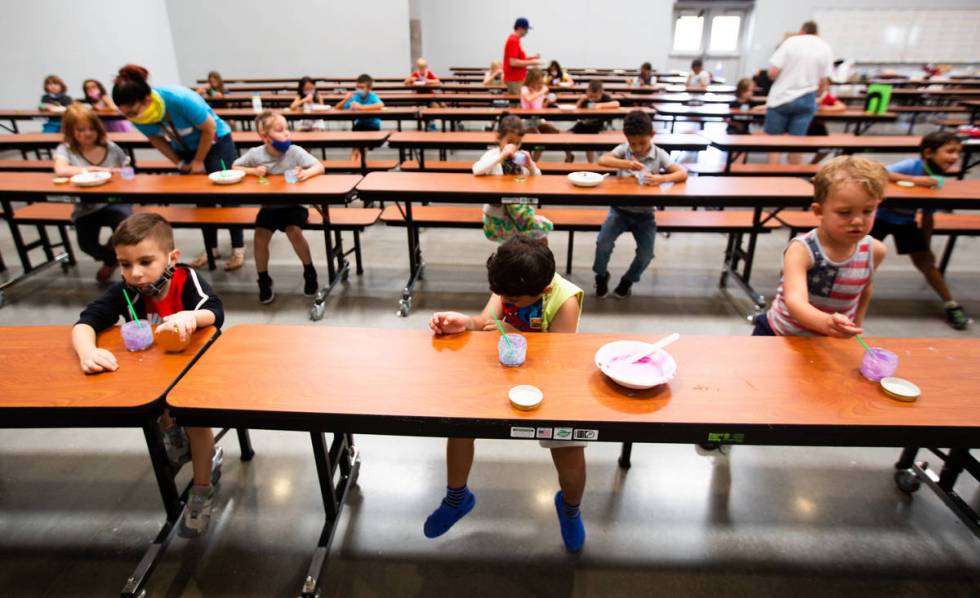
[613,278,632,299]
[258,275,275,304]
[595,273,610,298]
[945,304,971,330]
[303,267,319,297]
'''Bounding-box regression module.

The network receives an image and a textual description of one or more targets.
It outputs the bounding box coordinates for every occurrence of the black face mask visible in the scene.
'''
[126,261,175,297]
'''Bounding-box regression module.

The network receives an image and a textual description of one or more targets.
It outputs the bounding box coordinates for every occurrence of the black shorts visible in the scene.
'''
[751,313,776,336]
[570,121,603,135]
[870,218,927,255]
[352,121,380,132]
[256,205,309,232]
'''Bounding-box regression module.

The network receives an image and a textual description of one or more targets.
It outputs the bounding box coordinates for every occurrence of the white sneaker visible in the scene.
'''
[180,485,214,537]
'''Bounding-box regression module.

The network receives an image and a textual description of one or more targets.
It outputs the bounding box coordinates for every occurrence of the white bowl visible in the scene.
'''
[567,171,605,187]
[595,340,677,390]
[70,171,112,187]
[557,103,576,110]
[208,170,245,185]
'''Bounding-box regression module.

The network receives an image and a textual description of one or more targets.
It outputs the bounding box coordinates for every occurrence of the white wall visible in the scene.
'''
[417,0,674,76]
[3,0,181,115]
[745,0,980,76]
[165,0,412,84]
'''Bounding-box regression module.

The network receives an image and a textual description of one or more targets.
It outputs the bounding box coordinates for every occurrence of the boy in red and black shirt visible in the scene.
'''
[72,212,223,537]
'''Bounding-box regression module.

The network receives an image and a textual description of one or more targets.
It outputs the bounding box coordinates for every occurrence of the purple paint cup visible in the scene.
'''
[121,319,154,352]
[498,333,527,367]
[860,347,898,382]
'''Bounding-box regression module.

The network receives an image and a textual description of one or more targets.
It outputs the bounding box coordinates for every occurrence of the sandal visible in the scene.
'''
[190,249,220,269]
[224,247,246,271]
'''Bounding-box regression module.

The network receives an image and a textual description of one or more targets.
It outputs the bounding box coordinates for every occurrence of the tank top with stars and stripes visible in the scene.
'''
[766,229,875,337]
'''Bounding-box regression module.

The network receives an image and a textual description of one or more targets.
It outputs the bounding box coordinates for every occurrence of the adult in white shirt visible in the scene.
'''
[763,21,833,163]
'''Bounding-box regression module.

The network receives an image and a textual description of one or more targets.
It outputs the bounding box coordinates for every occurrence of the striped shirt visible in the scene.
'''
[767,229,874,336]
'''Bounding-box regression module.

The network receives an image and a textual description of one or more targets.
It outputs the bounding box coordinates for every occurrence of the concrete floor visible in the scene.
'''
[0,119,978,597]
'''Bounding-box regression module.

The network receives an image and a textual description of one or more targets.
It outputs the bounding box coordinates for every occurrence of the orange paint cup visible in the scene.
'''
[155,326,191,353]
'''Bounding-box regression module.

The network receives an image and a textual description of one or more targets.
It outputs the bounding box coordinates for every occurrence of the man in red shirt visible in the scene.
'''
[503,17,540,95]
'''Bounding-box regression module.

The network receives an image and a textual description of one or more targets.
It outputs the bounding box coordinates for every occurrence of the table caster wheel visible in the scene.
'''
[894,469,921,494]
[309,301,325,321]
[397,297,412,317]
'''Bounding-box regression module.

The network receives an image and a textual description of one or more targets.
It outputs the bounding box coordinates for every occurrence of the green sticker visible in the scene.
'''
[707,432,745,444]
[258,176,269,185]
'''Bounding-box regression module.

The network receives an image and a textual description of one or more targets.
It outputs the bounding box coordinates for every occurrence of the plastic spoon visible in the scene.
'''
[623,333,680,364]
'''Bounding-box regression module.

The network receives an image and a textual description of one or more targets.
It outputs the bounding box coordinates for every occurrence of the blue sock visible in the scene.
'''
[563,499,581,519]
[444,485,468,508]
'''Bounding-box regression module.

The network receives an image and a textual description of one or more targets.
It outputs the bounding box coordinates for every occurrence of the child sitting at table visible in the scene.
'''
[546,60,574,87]
[483,60,504,86]
[567,79,620,163]
[53,103,133,283]
[687,58,711,89]
[71,212,224,537]
[290,76,326,131]
[405,57,441,88]
[425,235,587,552]
[40,74,72,133]
[520,68,560,160]
[232,110,325,304]
[630,62,655,88]
[472,114,553,242]
[196,70,226,99]
[81,78,130,132]
[755,156,888,337]
[594,110,688,299]
[874,131,970,330]
[727,78,755,135]
[335,73,385,163]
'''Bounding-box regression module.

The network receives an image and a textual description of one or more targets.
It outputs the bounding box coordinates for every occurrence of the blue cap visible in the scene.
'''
[514,17,531,30]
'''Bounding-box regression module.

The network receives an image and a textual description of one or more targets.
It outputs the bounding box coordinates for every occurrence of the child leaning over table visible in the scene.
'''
[232,110,325,304]
[472,114,553,243]
[594,110,687,299]
[755,156,888,338]
[425,236,588,553]
[71,213,224,537]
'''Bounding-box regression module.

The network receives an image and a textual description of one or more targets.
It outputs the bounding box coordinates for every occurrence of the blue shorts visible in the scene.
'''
[763,92,817,136]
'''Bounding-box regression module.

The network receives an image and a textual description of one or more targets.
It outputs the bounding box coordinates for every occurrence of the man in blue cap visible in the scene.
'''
[504,17,540,95]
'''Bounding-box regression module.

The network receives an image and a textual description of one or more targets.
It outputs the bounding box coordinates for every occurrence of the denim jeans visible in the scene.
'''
[178,133,244,249]
[592,208,656,283]
[74,204,132,266]
[763,92,817,136]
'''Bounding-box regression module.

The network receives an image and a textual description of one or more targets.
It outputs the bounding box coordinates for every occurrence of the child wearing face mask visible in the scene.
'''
[335,73,385,162]
[72,212,224,538]
[232,111,325,304]
[53,103,133,283]
[81,78,130,132]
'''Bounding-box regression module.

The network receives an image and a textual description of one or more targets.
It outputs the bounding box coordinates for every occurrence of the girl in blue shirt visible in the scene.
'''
[112,64,246,271]
[872,131,969,330]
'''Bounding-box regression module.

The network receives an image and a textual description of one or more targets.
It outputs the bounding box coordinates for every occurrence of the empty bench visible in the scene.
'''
[380,204,781,275]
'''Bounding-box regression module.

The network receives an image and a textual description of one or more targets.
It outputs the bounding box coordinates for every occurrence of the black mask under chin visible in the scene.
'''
[127,262,175,297]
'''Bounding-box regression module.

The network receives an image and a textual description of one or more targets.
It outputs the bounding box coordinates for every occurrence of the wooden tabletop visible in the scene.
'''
[0,325,216,412]
[167,326,980,444]
[0,172,362,201]
[703,132,921,152]
[420,107,640,120]
[0,131,390,150]
[356,172,814,208]
[385,131,708,152]
[879,179,980,209]
[0,108,417,123]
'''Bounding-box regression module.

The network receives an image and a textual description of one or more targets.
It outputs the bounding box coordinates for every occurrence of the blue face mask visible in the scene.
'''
[270,138,292,153]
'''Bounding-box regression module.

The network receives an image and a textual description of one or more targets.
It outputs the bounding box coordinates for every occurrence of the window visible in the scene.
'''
[672,14,705,53]
[709,15,742,52]
[671,3,751,55]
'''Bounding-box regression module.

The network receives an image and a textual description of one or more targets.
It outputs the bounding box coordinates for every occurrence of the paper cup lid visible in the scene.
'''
[880,377,921,402]
[509,385,543,411]
[896,180,915,188]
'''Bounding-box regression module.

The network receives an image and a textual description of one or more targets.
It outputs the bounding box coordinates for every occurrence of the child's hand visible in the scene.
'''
[642,173,667,186]
[350,101,362,110]
[295,167,315,182]
[430,312,469,335]
[825,313,863,338]
[481,319,516,332]
[500,143,518,160]
[177,161,192,173]
[254,165,268,177]
[189,159,206,174]
[159,311,198,342]
[79,347,118,374]
[627,160,645,171]
[913,176,939,188]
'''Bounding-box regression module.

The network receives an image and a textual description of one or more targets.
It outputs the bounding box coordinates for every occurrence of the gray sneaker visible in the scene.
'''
[161,424,190,470]
[180,485,214,537]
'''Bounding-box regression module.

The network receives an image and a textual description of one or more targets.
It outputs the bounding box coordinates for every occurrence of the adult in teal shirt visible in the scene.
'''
[112,64,245,270]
